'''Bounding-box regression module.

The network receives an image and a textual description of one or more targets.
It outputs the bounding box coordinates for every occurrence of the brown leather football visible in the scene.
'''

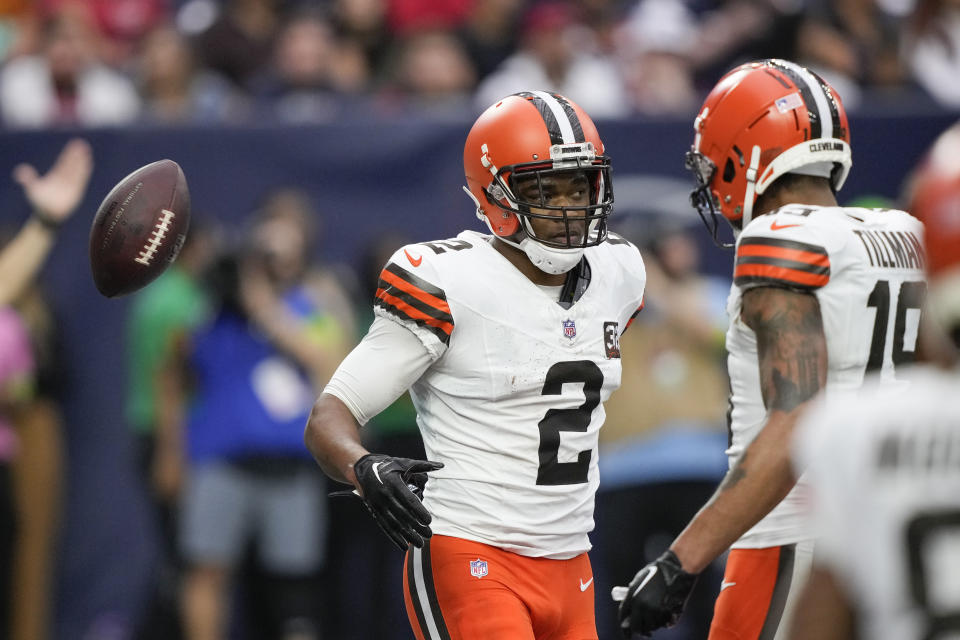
[89,159,190,297]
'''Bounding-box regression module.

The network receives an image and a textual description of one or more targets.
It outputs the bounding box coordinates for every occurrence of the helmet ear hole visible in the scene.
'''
[723,158,736,183]
[481,182,523,237]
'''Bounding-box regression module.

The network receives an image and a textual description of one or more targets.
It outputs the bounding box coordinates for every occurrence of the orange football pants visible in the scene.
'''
[402,534,598,640]
[708,542,812,640]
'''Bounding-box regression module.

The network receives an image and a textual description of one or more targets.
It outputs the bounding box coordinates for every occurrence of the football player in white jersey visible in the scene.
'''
[789,122,960,640]
[304,91,646,640]
[616,59,926,639]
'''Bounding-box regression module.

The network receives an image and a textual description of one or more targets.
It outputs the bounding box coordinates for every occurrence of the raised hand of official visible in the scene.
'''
[351,453,443,551]
[617,550,698,638]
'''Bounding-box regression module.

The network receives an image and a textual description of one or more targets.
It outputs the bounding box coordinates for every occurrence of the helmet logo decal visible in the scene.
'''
[768,59,835,139]
[775,93,804,113]
[809,141,845,152]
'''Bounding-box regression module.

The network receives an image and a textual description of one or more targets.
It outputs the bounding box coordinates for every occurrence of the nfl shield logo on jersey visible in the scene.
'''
[470,558,488,579]
[562,318,577,340]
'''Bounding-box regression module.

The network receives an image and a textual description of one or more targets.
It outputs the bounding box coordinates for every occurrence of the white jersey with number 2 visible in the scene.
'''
[364,229,645,559]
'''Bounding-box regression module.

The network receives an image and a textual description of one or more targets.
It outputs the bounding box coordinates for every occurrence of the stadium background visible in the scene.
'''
[0,0,959,638]
[0,110,952,638]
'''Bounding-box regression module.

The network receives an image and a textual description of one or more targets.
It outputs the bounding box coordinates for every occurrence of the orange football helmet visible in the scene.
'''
[685,59,852,246]
[907,121,960,336]
[463,91,612,249]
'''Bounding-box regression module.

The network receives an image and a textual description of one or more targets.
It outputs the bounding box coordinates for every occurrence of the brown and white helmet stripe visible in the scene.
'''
[766,59,843,141]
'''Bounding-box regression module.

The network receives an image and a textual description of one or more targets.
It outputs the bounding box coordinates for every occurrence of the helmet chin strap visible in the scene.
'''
[499,234,584,275]
[464,184,585,275]
[463,186,485,222]
[740,145,762,229]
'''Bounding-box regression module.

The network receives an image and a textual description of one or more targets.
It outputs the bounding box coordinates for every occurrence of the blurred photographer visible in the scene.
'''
[126,220,218,640]
[158,188,356,640]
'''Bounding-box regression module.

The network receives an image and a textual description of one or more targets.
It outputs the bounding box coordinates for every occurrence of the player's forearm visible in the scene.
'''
[0,218,56,306]
[669,286,827,573]
[304,392,369,487]
[670,409,800,573]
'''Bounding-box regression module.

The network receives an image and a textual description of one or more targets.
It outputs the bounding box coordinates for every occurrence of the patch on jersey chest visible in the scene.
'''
[562,318,577,340]
[603,321,621,358]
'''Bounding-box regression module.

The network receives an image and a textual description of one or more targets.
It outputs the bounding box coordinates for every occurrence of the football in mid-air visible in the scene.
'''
[89,159,190,297]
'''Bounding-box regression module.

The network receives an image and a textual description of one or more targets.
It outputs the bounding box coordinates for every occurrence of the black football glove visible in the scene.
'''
[616,550,698,638]
[331,453,443,551]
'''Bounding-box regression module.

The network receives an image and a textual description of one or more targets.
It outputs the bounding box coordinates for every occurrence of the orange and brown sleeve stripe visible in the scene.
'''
[734,236,830,291]
[376,263,454,344]
[623,299,644,334]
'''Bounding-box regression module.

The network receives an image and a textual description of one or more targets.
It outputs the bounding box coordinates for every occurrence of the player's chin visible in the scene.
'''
[541,226,585,246]
[547,236,584,248]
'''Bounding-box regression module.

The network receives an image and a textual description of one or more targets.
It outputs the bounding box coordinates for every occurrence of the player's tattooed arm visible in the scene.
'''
[717,288,826,495]
[667,286,827,574]
[741,287,827,413]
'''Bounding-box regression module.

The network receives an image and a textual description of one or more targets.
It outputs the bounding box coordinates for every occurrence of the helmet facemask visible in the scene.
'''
[507,166,611,248]
[490,152,612,274]
[487,143,612,250]
[685,149,734,249]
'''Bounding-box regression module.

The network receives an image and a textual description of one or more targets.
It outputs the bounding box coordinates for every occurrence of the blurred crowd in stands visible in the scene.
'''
[0,0,957,129]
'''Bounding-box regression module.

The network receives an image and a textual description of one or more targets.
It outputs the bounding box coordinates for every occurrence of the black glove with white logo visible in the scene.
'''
[333,453,444,551]
[617,550,699,638]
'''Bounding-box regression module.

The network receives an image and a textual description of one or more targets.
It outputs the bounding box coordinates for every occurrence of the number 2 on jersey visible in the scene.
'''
[536,361,602,486]
[865,280,926,374]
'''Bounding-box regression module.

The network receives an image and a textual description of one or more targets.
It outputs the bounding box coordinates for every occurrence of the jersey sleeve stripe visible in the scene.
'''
[738,236,828,256]
[736,255,829,277]
[375,291,453,343]
[379,265,452,316]
[623,301,644,334]
[736,237,831,288]
[734,263,829,288]
[736,244,830,269]
[375,285,454,325]
[606,233,634,247]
